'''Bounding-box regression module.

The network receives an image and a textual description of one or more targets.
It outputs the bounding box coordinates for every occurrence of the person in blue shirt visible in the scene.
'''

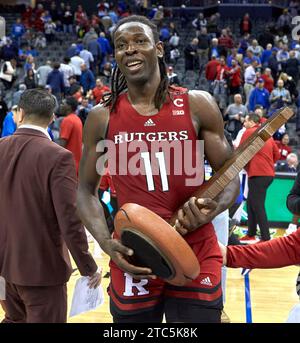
[11,18,25,47]
[248,78,270,112]
[80,64,96,94]
[1,106,17,138]
[261,44,273,68]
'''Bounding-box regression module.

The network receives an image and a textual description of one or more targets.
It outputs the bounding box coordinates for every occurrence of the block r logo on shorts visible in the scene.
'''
[123,273,149,297]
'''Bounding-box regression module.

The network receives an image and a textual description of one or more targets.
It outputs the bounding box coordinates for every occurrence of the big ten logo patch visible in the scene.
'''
[173,98,185,116]
[123,273,149,297]
[0,17,5,40]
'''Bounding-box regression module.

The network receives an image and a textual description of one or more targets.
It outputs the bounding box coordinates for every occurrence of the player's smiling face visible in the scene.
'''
[114,22,163,84]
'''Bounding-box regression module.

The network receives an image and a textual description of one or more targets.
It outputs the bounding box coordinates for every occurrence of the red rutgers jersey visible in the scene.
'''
[106,88,223,319]
[106,87,214,242]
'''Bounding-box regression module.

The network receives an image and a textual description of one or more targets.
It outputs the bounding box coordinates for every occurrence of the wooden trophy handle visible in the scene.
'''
[170,106,294,226]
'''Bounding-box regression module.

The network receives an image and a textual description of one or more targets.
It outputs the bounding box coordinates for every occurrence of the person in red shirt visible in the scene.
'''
[239,113,280,243]
[205,56,220,93]
[227,59,241,96]
[90,78,111,104]
[261,68,274,93]
[276,133,292,160]
[59,97,82,174]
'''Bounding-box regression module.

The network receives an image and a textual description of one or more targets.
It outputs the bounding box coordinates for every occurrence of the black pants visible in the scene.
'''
[247,176,273,241]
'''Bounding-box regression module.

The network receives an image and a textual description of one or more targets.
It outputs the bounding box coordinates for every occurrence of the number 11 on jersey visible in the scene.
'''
[141,152,169,192]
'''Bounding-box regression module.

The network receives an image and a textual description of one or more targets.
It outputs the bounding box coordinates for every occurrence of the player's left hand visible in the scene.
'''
[175,197,218,235]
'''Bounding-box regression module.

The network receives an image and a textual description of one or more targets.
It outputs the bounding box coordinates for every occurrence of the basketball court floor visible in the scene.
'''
[1,234,298,323]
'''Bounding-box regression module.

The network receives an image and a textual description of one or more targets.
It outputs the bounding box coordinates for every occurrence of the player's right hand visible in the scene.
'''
[102,239,157,280]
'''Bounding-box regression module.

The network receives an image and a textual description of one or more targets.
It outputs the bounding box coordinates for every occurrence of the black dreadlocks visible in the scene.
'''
[103,15,169,111]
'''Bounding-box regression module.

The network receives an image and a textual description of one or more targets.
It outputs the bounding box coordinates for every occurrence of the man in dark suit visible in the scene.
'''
[0,89,101,323]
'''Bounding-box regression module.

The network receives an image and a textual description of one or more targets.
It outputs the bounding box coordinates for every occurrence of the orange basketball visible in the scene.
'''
[114,203,200,286]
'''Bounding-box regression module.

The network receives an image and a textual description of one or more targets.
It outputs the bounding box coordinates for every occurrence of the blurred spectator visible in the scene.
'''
[261,44,273,68]
[240,13,252,36]
[34,33,47,49]
[218,29,234,56]
[227,59,242,97]
[77,97,93,125]
[68,75,83,102]
[0,58,17,90]
[179,4,189,29]
[70,52,85,80]
[248,79,270,112]
[276,153,299,173]
[62,4,74,34]
[1,38,18,61]
[277,44,289,73]
[276,8,292,35]
[208,38,222,60]
[258,27,274,49]
[279,73,298,102]
[75,5,88,30]
[276,133,292,160]
[24,69,36,89]
[224,94,248,139]
[87,37,102,75]
[205,55,219,93]
[24,55,36,73]
[91,78,110,104]
[83,28,98,47]
[79,48,94,70]
[49,2,60,22]
[80,64,96,94]
[12,84,27,106]
[268,47,279,81]
[244,60,258,105]
[184,38,199,73]
[11,18,25,47]
[192,13,207,37]
[261,68,274,93]
[97,32,113,68]
[44,20,57,43]
[36,60,52,87]
[213,57,229,113]
[285,51,300,85]
[67,43,78,58]
[1,105,17,138]
[153,5,164,28]
[46,62,65,102]
[59,57,74,93]
[167,66,180,86]
[0,93,8,133]
[269,79,291,113]
[248,39,263,58]
[197,28,210,65]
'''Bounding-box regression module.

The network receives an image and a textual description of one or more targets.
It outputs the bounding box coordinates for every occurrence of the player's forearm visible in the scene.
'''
[77,186,111,248]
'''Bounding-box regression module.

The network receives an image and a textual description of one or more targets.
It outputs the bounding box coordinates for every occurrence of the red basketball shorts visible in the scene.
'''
[108,231,223,318]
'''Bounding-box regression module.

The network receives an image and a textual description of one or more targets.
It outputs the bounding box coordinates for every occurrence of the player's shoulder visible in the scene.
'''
[188,90,218,114]
[84,103,110,142]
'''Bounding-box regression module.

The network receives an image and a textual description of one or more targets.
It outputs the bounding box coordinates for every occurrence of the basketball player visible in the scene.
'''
[77,16,240,323]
